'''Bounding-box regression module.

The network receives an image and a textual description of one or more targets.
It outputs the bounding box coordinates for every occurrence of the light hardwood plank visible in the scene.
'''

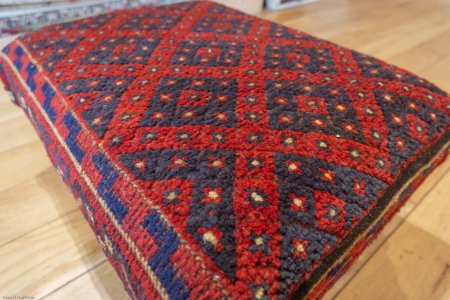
[0,140,52,192]
[0,115,39,153]
[420,56,450,92]
[0,210,105,298]
[388,28,450,74]
[0,168,77,247]
[42,261,128,300]
[0,91,22,123]
[261,0,450,62]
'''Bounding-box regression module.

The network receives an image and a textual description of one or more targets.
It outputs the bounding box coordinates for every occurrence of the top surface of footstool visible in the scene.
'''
[1,1,449,299]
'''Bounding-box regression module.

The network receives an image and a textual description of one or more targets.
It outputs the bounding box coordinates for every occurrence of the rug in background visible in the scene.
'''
[0,0,187,35]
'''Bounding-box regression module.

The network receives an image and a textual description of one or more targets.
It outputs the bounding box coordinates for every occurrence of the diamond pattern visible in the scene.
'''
[81,37,161,65]
[59,76,135,137]
[172,40,243,67]
[120,13,181,31]
[29,37,83,71]
[10,1,449,299]
[140,76,237,127]
[266,80,366,142]
[192,17,252,35]
[265,45,335,73]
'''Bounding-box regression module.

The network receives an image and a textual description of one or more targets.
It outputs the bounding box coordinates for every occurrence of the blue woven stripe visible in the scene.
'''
[13,46,23,70]
[42,82,56,122]
[63,112,84,163]
[92,153,129,223]
[144,210,190,300]
[25,62,37,92]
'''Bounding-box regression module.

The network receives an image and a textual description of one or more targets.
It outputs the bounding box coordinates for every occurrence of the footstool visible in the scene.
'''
[1,1,449,299]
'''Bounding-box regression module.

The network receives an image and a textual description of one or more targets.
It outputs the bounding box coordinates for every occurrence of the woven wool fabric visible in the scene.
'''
[1,1,449,299]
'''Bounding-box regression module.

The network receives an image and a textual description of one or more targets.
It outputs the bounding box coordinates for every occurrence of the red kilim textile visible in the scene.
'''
[1,1,449,299]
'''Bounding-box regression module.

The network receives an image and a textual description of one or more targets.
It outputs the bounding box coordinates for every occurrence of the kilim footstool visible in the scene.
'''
[1,1,449,299]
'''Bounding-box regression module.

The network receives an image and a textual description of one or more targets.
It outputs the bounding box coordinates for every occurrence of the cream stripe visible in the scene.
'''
[1,52,170,300]
[16,39,230,298]
[306,144,449,299]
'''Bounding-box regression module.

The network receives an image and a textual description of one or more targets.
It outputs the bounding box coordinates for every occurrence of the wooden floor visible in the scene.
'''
[0,0,449,299]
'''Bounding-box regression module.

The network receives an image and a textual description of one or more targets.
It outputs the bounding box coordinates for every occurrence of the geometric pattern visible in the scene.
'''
[120,149,235,181]
[28,37,83,71]
[59,76,135,137]
[266,80,366,142]
[352,51,448,95]
[372,90,448,175]
[265,45,335,73]
[192,17,252,35]
[172,40,243,67]
[81,37,161,65]
[1,2,449,300]
[140,76,237,127]
[120,148,237,279]
[269,22,304,39]
[119,14,182,31]
[276,153,387,298]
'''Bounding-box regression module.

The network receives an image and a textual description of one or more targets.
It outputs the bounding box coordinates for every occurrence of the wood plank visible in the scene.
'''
[335,169,450,300]
[352,9,450,59]
[420,56,450,92]
[260,0,450,63]
[0,210,106,298]
[0,115,40,153]
[42,261,128,300]
[0,140,53,192]
[420,29,450,56]
[213,0,263,14]
[0,168,77,246]
[388,28,450,75]
[387,45,446,76]
[0,90,23,123]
